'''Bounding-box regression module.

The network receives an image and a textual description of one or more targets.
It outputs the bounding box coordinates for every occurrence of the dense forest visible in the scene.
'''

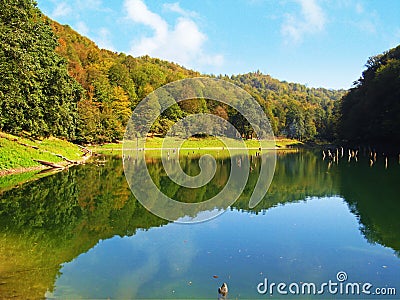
[1,0,399,147]
[226,73,345,141]
[0,0,82,139]
[339,45,400,147]
[49,17,346,143]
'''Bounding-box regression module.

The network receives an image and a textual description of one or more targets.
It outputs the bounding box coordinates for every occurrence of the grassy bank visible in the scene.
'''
[89,137,302,153]
[0,132,84,173]
[0,131,88,191]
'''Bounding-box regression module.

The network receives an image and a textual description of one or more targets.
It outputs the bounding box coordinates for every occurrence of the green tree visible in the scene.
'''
[76,98,101,143]
[283,100,305,140]
[111,86,131,126]
[108,62,137,106]
[0,0,82,138]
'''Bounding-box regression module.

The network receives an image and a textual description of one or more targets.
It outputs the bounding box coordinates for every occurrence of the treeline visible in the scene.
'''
[339,45,400,147]
[51,20,346,142]
[51,19,347,142]
[225,72,345,140]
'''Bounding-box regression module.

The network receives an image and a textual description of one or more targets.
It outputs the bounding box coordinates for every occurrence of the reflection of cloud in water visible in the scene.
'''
[164,233,197,277]
[117,224,199,296]
[52,223,199,298]
[115,248,160,298]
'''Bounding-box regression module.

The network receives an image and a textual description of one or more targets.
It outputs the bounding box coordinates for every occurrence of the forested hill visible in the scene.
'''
[339,45,400,147]
[50,21,201,143]
[225,73,346,140]
[1,0,346,143]
[51,21,346,142]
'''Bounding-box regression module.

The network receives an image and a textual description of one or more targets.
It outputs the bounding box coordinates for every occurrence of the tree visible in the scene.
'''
[108,62,137,106]
[0,0,82,138]
[111,86,131,139]
[283,100,305,140]
[76,98,101,143]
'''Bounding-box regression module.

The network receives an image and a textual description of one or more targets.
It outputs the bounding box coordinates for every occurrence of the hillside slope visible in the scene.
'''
[51,21,345,142]
[226,72,346,140]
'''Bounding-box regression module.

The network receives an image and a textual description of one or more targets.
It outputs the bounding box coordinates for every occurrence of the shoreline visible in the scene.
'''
[93,147,284,151]
[0,166,47,177]
[0,136,298,185]
[0,131,93,178]
[0,153,92,178]
[0,145,296,179]
[0,153,93,193]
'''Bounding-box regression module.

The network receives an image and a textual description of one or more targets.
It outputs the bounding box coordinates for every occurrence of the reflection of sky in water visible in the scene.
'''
[48,197,400,299]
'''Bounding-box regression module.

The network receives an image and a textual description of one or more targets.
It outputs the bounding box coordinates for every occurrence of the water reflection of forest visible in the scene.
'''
[0,151,399,298]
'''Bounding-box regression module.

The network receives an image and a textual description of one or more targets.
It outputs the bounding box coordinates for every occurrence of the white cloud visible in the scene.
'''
[76,0,102,10]
[281,0,326,44]
[346,3,378,35]
[353,19,376,34]
[52,2,72,18]
[95,28,115,51]
[163,2,198,18]
[355,2,364,14]
[330,1,379,36]
[75,21,89,36]
[389,28,400,48]
[124,0,223,69]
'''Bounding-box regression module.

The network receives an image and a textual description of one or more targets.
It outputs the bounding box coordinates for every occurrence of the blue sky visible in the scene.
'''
[36,0,400,89]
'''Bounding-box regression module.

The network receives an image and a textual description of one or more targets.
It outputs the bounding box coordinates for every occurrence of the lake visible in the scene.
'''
[0,150,399,299]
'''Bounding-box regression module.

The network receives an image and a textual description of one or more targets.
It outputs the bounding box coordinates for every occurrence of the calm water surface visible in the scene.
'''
[0,151,399,299]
